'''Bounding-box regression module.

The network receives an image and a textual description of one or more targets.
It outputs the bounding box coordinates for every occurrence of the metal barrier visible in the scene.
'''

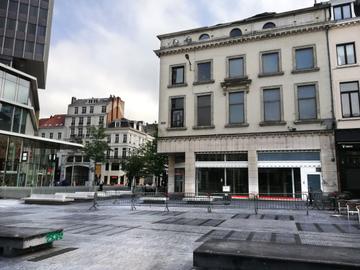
[92,191,311,215]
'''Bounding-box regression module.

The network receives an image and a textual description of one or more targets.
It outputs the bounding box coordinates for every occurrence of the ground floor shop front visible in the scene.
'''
[159,131,338,196]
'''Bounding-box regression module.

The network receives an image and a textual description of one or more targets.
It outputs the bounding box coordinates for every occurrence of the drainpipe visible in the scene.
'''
[325,25,336,125]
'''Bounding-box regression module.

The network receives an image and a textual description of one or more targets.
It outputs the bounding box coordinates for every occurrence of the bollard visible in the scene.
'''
[207,193,212,213]
[254,194,258,215]
[164,193,169,212]
[306,194,309,216]
[89,192,98,211]
[131,193,136,211]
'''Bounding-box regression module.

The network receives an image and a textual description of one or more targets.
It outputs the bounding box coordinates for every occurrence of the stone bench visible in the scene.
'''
[193,239,360,270]
[55,192,93,201]
[140,196,168,204]
[183,196,222,204]
[23,194,74,205]
[0,226,63,257]
[105,190,132,197]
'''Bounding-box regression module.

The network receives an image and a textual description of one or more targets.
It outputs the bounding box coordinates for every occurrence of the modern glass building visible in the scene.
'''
[0,1,83,187]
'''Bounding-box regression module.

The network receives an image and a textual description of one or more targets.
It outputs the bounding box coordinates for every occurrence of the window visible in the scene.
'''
[107,135,111,143]
[70,128,75,136]
[101,105,106,113]
[0,103,13,131]
[17,21,26,33]
[35,44,44,56]
[49,132,53,139]
[337,43,356,65]
[41,133,45,138]
[4,38,14,50]
[27,23,36,35]
[297,84,317,120]
[29,5,38,17]
[78,117,83,126]
[263,22,276,29]
[87,117,91,125]
[197,94,211,126]
[57,132,62,139]
[197,61,212,82]
[228,57,245,78]
[71,117,75,126]
[122,148,127,158]
[115,134,119,143]
[90,106,94,113]
[333,4,352,20]
[123,134,127,143]
[8,1,18,13]
[199,33,210,40]
[171,65,185,85]
[229,92,245,124]
[230,28,242,38]
[18,79,30,104]
[82,106,86,114]
[263,88,281,122]
[295,47,315,70]
[0,1,8,10]
[19,3,28,15]
[3,74,17,101]
[37,25,46,36]
[340,81,360,118]
[6,19,16,31]
[99,116,104,125]
[105,163,109,171]
[74,107,78,114]
[170,97,184,128]
[78,127,83,136]
[114,148,118,158]
[39,8,48,21]
[111,163,120,171]
[261,52,280,74]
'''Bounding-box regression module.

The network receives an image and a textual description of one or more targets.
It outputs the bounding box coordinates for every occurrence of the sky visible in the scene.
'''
[39,0,315,123]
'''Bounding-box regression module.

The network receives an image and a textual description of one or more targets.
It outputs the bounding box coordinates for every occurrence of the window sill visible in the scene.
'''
[225,123,249,128]
[259,121,286,126]
[167,83,188,89]
[166,127,187,131]
[258,72,284,78]
[338,117,360,121]
[193,125,215,130]
[193,80,215,86]
[291,67,320,74]
[335,64,359,69]
[293,119,322,125]
[221,77,252,88]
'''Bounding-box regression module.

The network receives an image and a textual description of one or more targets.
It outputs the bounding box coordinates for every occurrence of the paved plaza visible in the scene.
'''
[0,199,359,270]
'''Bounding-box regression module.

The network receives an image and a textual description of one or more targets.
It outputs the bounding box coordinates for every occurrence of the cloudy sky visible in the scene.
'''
[39,0,315,122]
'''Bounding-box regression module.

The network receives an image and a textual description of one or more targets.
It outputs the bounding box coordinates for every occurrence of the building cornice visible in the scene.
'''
[158,129,334,143]
[155,19,360,57]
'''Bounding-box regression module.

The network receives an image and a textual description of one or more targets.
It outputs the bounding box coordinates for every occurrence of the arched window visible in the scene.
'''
[199,33,210,41]
[230,28,242,37]
[263,22,276,29]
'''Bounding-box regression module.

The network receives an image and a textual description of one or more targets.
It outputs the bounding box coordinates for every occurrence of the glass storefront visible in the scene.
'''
[0,133,81,187]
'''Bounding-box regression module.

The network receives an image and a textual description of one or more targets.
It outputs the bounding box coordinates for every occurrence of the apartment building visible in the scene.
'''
[39,114,65,140]
[156,0,360,196]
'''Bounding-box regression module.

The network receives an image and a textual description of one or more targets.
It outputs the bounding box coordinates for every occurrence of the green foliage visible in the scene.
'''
[83,126,110,164]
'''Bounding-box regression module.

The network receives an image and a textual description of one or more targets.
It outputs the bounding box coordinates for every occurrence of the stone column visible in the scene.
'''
[320,134,338,193]
[185,151,196,194]
[248,149,259,195]
[167,155,175,193]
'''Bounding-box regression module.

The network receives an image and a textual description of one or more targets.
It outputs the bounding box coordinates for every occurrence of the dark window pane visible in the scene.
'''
[262,52,279,73]
[27,23,36,35]
[9,1,18,12]
[340,82,360,118]
[229,58,244,77]
[346,44,355,64]
[37,25,46,36]
[6,18,16,30]
[334,6,342,20]
[0,1,8,10]
[17,21,26,32]
[197,95,211,126]
[197,62,211,82]
[39,8,48,21]
[0,17,5,28]
[298,85,316,98]
[199,33,209,40]
[229,92,244,104]
[29,5,38,17]
[230,28,242,37]
[229,104,244,124]
[341,94,351,117]
[263,22,276,29]
[298,85,317,120]
[171,66,184,85]
[171,97,184,128]
[296,48,314,70]
[0,103,13,131]
[19,3,28,15]
[25,41,34,53]
[15,39,24,55]
[4,37,14,49]
[12,107,21,133]
[20,110,27,133]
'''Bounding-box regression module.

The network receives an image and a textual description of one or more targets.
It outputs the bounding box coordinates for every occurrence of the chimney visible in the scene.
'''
[71,97,76,104]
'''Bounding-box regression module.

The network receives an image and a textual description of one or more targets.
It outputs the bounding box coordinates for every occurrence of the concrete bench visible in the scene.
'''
[105,190,132,197]
[194,239,360,270]
[183,196,222,204]
[140,196,168,204]
[0,226,63,257]
[23,194,74,205]
[55,192,93,201]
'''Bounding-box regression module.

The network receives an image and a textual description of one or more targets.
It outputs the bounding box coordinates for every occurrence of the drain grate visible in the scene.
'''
[28,247,78,262]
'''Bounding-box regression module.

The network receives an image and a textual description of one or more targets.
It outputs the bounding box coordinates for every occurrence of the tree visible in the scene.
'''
[83,126,110,186]
[121,148,145,188]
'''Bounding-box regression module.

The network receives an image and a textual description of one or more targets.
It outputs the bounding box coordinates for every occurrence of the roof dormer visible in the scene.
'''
[331,0,357,20]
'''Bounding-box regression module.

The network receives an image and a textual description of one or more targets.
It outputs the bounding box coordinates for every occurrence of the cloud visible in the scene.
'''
[39,0,317,123]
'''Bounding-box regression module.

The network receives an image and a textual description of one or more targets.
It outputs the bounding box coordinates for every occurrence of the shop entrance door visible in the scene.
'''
[307,174,321,192]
